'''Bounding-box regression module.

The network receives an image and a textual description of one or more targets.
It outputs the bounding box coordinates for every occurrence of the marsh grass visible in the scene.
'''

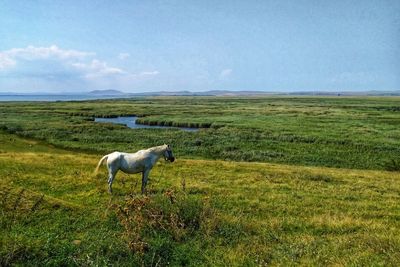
[1,96,400,265]
[0,132,399,265]
[1,96,400,170]
[384,159,400,171]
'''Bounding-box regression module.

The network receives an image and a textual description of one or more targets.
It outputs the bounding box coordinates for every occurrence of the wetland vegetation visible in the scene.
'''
[1,96,399,170]
[1,96,399,265]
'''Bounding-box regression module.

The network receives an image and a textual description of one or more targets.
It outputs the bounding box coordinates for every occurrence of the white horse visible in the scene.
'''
[95,144,175,194]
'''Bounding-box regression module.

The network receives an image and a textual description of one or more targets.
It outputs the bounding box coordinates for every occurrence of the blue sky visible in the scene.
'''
[0,0,399,93]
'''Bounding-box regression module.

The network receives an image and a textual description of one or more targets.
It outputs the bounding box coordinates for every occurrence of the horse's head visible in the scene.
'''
[164,144,175,162]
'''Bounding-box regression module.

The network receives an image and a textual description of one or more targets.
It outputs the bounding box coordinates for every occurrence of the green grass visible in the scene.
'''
[1,96,400,170]
[1,96,400,265]
[1,131,399,266]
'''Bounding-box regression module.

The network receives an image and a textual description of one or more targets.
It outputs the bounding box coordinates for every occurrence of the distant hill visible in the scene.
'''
[89,89,125,95]
[126,90,277,96]
[2,89,400,97]
[287,90,400,96]
[124,90,400,96]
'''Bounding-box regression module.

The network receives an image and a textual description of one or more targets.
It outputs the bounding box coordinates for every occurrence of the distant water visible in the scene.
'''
[95,116,199,132]
[0,94,134,101]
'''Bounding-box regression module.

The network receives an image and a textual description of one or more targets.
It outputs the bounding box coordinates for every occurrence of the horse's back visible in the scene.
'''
[107,151,123,162]
[117,151,149,174]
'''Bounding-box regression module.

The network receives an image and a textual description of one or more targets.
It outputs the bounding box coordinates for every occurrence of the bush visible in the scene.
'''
[113,190,215,265]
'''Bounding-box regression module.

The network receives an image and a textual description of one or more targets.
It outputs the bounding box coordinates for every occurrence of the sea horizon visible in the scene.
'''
[0,94,138,102]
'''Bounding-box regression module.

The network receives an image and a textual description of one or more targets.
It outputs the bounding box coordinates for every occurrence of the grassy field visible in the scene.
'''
[1,96,400,265]
[1,96,400,170]
[1,131,399,266]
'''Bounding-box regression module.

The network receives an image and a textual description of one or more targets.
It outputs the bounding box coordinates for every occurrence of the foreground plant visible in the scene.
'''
[113,190,216,265]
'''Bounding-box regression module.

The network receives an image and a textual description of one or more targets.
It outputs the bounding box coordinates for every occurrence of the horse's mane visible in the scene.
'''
[147,145,167,153]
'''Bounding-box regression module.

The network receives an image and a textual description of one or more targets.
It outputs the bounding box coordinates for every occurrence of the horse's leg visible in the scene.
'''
[108,167,118,194]
[141,169,150,194]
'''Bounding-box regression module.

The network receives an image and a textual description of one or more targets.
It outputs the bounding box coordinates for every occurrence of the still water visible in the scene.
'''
[94,116,198,132]
[0,94,134,101]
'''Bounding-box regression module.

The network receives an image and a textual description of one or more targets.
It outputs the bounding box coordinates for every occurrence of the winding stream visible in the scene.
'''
[94,116,199,132]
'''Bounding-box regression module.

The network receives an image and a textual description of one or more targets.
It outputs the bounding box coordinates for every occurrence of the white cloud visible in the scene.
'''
[118,53,130,60]
[0,45,95,72]
[219,68,232,79]
[0,45,94,64]
[0,45,126,79]
[139,71,159,76]
[0,45,160,92]
[0,54,16,69]
[71,59,126,78]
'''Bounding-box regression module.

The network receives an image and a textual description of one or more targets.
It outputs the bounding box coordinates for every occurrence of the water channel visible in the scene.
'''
[94,116,199,132]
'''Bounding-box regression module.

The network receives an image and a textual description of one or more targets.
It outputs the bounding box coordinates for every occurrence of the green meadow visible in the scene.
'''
[1,96,400,266]
[1,96,400,170]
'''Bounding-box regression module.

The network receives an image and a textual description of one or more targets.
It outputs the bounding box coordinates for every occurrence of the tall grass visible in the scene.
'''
[1,131,399,265]
[1,96,400,170]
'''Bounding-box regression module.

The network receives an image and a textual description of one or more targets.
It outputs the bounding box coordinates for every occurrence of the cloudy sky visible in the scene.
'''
[0,1,399,93]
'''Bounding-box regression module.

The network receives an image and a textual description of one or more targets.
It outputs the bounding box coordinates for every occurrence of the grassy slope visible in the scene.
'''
[1,96,400,170]
[1,132,399,266]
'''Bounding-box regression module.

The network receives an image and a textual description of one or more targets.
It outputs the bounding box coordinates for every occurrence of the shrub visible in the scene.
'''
[113,190,215,265]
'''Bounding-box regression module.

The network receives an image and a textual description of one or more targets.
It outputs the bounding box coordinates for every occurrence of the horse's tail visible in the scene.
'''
[94,155,108,175]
